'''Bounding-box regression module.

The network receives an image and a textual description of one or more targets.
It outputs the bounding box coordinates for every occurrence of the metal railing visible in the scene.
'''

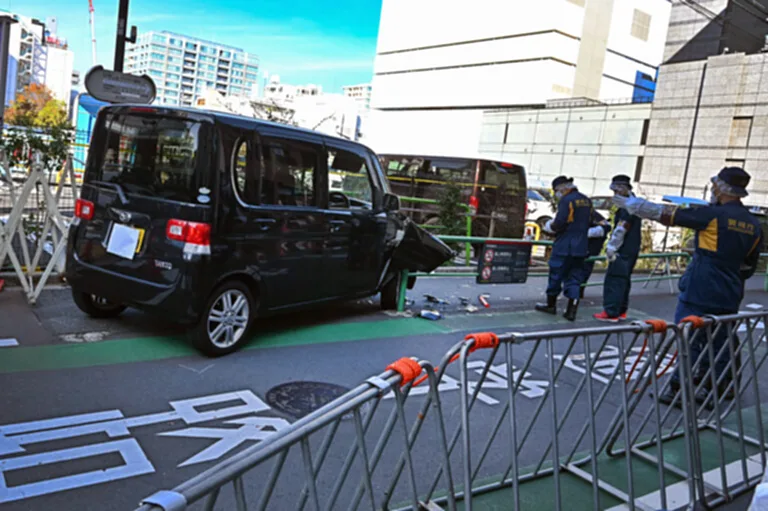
[135,311,768,510]
[395,233,692,311]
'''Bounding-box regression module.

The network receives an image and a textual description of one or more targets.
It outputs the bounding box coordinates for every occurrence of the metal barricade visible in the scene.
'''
[671,311,768,508]
[136,321,705,511]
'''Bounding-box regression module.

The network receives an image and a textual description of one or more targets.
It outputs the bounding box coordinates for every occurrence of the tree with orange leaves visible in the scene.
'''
[5,83,67,127]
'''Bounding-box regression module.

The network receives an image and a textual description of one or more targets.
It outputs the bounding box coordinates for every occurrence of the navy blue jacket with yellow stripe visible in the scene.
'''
[550,189,592,258]
[663,200,763,312]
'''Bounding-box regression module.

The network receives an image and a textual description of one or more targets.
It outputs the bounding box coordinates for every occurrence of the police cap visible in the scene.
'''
[716,167,750,197]
[611,174,633,190]
[552,176,574,190]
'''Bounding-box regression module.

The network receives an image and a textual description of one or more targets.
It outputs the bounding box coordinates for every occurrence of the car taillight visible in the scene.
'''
[166,219,211,255]
[469,195,479,216]
[75,199,95,220]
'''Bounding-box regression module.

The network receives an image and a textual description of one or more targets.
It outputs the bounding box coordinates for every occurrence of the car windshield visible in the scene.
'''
[86,112,207,203]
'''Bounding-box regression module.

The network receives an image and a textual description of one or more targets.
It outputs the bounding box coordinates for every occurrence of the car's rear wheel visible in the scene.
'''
[192,281,256,357]
[71,289,127,318]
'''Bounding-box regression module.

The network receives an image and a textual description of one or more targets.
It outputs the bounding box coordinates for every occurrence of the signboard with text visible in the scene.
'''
[477,241,531,284]
[84,65,156,104]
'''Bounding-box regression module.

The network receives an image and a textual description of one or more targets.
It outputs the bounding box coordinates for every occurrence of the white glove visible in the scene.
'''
[605,225,626,263]
[612,195,663,221]
[543,219,555,233]
[606,247,617,263]
[588,226,605,238]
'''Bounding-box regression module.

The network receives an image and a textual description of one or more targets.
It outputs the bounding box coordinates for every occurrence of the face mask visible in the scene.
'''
[555,191,563,200]
[709,192,719,205]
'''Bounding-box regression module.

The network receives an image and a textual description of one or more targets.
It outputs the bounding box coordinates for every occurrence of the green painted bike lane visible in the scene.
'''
[0,306,653,374]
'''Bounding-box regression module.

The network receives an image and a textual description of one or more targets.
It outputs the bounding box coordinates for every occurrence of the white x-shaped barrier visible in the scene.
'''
[0,151,79,304]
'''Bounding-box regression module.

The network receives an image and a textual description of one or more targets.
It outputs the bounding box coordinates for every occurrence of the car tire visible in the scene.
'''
[71,289,127,318]
[381,272,402,310]
[192,281,256,357]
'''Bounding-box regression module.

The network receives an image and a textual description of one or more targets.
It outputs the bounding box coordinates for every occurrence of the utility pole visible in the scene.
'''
[0,15,17,127]
[113,0,136,72]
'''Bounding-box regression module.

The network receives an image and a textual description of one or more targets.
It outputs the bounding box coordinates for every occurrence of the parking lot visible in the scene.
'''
[1,275,767,510]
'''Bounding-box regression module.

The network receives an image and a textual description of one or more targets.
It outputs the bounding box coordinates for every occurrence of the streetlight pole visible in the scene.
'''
[113,0,136,72]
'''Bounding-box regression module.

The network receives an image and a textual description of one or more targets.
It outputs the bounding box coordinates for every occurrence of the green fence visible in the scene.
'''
[396,234,692,312]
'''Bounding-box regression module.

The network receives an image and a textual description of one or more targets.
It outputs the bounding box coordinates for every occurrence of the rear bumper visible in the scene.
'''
[65,250,205,324]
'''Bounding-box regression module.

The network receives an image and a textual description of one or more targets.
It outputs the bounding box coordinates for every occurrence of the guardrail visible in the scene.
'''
[396,234,692,311]
[135,311,768,511]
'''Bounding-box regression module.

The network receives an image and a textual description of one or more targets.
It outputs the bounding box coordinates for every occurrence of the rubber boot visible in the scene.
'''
[563,299,579,322]
[535,295,557,315]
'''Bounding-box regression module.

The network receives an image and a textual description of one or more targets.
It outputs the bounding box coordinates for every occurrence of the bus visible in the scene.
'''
[378,154,528,240]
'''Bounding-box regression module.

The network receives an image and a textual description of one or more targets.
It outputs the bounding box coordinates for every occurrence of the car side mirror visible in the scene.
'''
[383,193,400,212]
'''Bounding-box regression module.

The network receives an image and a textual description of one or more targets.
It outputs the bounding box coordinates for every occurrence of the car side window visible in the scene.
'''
[263,138,319,207]
[327,148,374,209]
[231,137,262,205]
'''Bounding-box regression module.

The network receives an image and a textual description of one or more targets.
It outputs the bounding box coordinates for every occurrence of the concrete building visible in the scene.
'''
[367,0,671,157]
[125,31,259,107]
[2,11,74,109]
[641,51,768,204]
[479,100,651,195]
[343,83,372,111]
[197,79,364,141]
[664,0,768,64]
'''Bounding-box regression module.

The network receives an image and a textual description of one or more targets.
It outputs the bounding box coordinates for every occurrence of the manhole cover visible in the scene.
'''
[266,381,369,420]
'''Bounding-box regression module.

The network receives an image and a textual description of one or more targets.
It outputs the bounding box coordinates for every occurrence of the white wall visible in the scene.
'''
[43,47,74,107]
[366,109,484,157]
[479,104,651,195]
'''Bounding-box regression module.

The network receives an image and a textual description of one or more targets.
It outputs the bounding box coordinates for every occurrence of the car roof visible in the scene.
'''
[101,104,376,154]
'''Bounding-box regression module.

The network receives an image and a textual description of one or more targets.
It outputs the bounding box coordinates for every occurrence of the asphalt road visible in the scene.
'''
[1,275,766,510]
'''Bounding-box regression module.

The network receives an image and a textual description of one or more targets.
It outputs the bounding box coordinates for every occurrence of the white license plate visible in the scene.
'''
[106,223,143,260]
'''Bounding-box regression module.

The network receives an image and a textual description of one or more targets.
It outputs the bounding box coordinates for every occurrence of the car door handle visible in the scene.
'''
[255,218,276,231]
[329,220,346,233]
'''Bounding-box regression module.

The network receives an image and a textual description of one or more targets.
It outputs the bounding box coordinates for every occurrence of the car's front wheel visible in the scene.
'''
[192,281,256,357]
[381,271,403,310]
[71,289,127,318]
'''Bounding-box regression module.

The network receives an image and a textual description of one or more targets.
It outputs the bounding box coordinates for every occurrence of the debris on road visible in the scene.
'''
[424,294,450,305]
[459,297,471,306]
[463,305,479,313]
[418,309,443,321]
[479,294,491,308]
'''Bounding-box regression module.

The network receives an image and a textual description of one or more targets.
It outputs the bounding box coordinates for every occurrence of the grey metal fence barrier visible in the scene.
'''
[673,311,768,508]
[137,319,717,511]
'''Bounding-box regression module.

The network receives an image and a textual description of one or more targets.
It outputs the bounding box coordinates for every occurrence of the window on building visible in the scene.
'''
[152,34,166,44]
[231,87,242,94]
[232,63,244,70]
[150,63,163,71]
[168,65,182,73]
[327,148,373,208]
[167,48,182,57]
[729,117,753,147]
[264,140,319,207]
[166,90,179,97]
[246,73,258,81]
[184,52,196,60]
[232,79,243,85]
[169,38,182,47]
[185,42,197,50]
[631,9,651,41]
[151,52,165,60]
[640,119,650,145]
[725,158,746,170]
[166,81,179,89]
[221,51,232,58]
[634,156,644,182]
[151,44,166,52]
[149,69,163,78]
[168,56,179,63]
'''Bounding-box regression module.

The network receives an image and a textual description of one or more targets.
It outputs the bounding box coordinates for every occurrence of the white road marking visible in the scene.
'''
[746,303,764,310]
[0,339,18,347]
[178,363,215,375]
[60,331,111,343]
[0,390,287,503]
[606,454,765,511]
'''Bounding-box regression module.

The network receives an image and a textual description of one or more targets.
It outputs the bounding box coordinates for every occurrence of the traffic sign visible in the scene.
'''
[84,65,156,104]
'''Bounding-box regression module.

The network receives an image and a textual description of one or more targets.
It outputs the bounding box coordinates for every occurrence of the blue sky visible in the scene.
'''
[5,0,383,92]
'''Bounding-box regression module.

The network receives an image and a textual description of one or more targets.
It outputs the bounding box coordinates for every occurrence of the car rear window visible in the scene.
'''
[86,112,207,204]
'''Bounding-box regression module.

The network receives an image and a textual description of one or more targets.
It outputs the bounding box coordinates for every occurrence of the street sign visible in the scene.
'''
[477,241,532,284]
[84,65,156,104]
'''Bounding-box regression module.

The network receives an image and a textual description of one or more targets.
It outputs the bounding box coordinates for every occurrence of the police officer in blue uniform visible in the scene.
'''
[580,210,612,299]
[536,176,592,321]
[594,175,643,322]
[613,167,763,403]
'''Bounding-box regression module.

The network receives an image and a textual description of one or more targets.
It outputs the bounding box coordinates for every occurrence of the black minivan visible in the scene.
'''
[66,106,452,355]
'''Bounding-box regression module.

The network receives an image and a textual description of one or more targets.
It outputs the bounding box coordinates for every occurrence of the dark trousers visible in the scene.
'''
[602,255,637,317]
[546,255,585,300]
[670,301,736,386]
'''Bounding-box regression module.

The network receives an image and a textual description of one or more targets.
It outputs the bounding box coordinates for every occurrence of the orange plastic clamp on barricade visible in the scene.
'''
[386,358,423,387]
[411,332,500,387]
[681,315,707,329]
[625,319,677,386]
